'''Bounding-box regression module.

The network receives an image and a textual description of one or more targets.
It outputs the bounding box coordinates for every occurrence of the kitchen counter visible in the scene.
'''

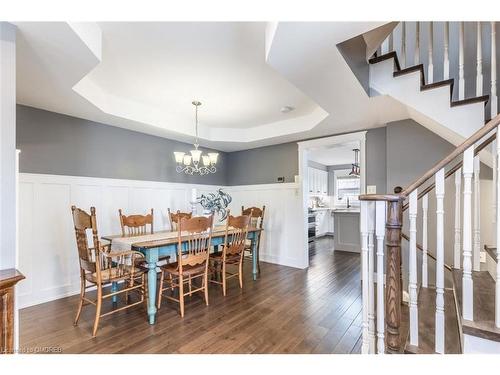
[331,208,360,213]
[310,207,359,213]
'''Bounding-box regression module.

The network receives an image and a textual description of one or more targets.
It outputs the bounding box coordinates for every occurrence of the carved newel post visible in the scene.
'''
[385,194,404,353]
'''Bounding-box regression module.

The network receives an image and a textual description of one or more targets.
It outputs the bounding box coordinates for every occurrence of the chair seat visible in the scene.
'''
[85,266,145,284]
[210,252,241,263]
[159,261,206,276]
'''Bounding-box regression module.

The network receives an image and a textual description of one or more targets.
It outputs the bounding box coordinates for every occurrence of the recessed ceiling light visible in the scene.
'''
[280,105,295,113]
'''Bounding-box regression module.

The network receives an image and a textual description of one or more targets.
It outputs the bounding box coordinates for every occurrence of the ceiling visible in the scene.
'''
[308,141,360,166]
[14,21,409,152]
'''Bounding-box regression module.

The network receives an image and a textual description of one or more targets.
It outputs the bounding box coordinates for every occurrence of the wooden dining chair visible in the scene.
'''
[119,208,154,237]
[157,215,213,317]
[209,210,251,296]
[241,205,265,273]
[167,208,192,231]
[72,206,147,337]
[119,208,170,266]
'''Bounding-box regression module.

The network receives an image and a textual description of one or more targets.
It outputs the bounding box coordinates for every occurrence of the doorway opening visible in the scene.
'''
[297,131,366,268]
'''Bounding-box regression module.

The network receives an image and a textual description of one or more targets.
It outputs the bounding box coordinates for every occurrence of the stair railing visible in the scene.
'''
[379,22,497,117]
[360,113,500,354]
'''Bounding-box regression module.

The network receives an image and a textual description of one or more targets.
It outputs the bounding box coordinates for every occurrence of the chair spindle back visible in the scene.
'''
[119,208,154,237]
[224,210,251,257]
[242,205,265,229]
[168,209,192,231]
[177,215,213,270]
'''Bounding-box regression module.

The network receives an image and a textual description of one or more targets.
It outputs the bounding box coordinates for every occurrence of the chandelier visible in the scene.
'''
[349,148,360,177]
[173,101,218,175]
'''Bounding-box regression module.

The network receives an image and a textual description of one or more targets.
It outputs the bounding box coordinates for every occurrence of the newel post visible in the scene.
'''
[385,196,404,353]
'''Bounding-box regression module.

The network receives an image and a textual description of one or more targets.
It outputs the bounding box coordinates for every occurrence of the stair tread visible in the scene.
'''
[393,64,425,86]
[421,79,454,98]
[452,269,500,341]
[450,95,489,107]
[369,49,490,112]
[404,287,461,354]
[484,245,497,263]
[368,51,401,70]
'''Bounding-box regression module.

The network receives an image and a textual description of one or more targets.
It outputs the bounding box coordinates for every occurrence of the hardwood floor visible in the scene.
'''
[20,237,362,354]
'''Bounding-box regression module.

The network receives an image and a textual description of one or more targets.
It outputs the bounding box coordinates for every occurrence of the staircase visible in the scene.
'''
[358,22,500,354]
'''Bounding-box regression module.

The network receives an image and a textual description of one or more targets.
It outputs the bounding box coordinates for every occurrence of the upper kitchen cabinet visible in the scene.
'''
[308,167,328,196]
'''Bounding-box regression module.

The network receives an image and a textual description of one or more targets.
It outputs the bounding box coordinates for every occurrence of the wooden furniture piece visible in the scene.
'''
[72,206,147,337]
[102,225,262,324]
[0,269,24,354]
[209,211,250,296]
[242,205,265,273]
[167,209,192,230]
[157,215,213,317]
[119,208,170,266]
[119,208,154,236]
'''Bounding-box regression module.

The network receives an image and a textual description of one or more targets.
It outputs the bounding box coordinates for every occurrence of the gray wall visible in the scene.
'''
[225,142,298,185]
[366,126,387,194]
[16,105,228,186]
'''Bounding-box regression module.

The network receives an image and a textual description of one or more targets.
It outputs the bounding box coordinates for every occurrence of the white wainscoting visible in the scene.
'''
[18,173,304,308]
[227,183,305,269]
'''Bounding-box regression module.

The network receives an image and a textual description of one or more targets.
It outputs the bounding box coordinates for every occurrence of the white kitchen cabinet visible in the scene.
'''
[315,209,333,237]
[308,167,328,196]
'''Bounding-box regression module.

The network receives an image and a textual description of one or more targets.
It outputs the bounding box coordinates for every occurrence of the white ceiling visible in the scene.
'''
[14,21,409,152]
[308,141,360,166]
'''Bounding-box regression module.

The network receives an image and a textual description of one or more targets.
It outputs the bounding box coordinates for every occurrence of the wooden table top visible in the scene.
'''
[102,226,262,249]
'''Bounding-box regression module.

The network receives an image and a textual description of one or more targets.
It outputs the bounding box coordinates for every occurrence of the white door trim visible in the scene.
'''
[297,131,367,268]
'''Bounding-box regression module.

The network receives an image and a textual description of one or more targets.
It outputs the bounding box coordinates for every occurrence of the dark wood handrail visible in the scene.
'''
[401,132,497,211]
[401,114,500,197]
[358,193,402,202]
[401,232,453,272]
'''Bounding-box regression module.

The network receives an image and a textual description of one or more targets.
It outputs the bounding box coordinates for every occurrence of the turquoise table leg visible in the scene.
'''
[111,282,118,303]
[145,248,159,325]
[252,233,259,281]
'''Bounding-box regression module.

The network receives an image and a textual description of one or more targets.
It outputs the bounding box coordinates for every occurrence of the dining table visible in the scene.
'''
[102,225,263,324]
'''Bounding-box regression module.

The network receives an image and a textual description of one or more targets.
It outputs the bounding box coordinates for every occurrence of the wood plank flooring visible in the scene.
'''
[20,237,363,354]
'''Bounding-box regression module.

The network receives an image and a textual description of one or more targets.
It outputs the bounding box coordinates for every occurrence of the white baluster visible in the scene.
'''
[360,201,370,353]
[476,22,483,96]
[454,168,462,269]
[422,194,429,287]
[435,168,445,354]
[496,131,500,328]
[459,22,465,100]
[414,22,420,65]
[428,22,434,84]
[444,22,450,80]
[409,190,419,346]
[401,21,406,68]
[389,30,394,52]
[473,156,481,272]
[492,22,498,119]
[435,168,444,353]
[375,201,386,353]
[463,146,474,321]
[367,201,376,353]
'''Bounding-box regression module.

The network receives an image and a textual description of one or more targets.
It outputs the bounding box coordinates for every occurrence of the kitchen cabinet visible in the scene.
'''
[314,209,333,237]
[308,167,328,196]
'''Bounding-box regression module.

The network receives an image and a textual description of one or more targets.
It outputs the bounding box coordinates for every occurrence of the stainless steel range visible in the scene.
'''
[308,210,316,243]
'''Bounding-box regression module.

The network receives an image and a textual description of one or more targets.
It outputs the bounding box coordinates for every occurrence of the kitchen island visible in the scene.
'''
[332,208,360,253]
